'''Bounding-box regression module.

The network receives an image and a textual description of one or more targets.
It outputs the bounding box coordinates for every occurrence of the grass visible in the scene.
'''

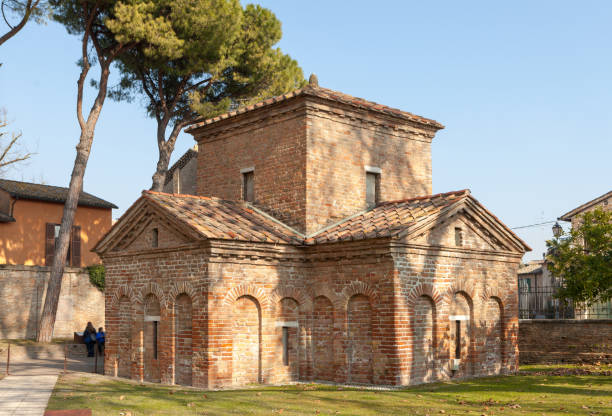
[46,365,612,416]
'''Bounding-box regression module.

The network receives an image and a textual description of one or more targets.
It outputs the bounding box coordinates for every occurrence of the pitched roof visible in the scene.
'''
[558,190,612,222]
[185,84,444,133]
[96,189,530,254]
[518,260,544,275]
[142,191,303,244]
[164,148,198,186]
[306,190,470,244]
[0,179,117,209]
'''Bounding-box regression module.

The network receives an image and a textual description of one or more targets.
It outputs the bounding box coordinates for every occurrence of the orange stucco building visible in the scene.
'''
[0,179,116,266]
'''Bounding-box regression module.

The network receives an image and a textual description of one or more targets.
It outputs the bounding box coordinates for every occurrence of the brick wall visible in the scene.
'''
[102,206,522,389]
[519,319,612,364]
[195,100,308,232]
[0,264,104,339]
[305,100,434,233]
[103,247,209,386]
[392,211,522,386]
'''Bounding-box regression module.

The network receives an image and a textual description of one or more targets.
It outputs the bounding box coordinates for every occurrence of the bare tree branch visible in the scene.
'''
[184,76,212,93]
[0,0,40,47]
[0,116,33,172]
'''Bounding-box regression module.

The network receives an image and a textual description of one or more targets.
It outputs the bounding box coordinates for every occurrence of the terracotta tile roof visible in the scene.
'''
[130,189,529,252]
[306,190,470,244]
[143,191,303,244]
[185,84,444,132]
[0,179,117,209]
[518,260,545,275]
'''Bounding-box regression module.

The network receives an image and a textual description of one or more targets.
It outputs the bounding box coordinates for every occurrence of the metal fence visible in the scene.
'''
[518,284,612,319]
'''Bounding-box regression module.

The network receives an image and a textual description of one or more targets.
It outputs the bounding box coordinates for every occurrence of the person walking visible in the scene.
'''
[96,327,105,355]
[83,322,97,357]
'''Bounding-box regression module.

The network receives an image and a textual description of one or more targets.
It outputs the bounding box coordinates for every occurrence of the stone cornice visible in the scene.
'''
[389,241,523,263]
[189,94,438,143]
[100,242,205,261]
[190,97,308,142]
[100,233,521,266]
[304,98,437,141]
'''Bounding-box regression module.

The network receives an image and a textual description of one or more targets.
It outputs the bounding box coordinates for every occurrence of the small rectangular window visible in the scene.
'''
[366,172,380,208]
[152,228,159,248]
[243,171,254,203]
[454,227,463,247]
[153,320,158,360]
[455,320,461,359]
[282,327,289,366]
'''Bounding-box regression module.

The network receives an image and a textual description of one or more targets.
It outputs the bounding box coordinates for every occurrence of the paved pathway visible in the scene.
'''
[0,374,58,416]
[0,344,102,416]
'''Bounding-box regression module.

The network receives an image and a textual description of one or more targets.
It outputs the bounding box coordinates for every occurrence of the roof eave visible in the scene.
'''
[184,86,444,134]
[7,193,117,210]
[558,190,612,222]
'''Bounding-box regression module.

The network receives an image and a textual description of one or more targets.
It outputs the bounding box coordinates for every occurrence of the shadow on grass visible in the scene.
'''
[47,371,612,416]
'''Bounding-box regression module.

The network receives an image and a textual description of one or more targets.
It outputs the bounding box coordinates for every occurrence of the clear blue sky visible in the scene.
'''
[1,1,611,261]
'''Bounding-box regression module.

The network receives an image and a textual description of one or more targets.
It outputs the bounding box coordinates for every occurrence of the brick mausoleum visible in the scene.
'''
[94,78,530,388]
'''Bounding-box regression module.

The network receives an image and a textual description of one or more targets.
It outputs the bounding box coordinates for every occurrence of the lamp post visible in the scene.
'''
[552,222,563,238]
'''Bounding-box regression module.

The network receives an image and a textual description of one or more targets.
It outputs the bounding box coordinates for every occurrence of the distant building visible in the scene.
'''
[517,260,562,319]
[559,189,612,228]
[0,179,116,339]
[519,190,612,320]
[559,190,612,319]
[162,145,198,195]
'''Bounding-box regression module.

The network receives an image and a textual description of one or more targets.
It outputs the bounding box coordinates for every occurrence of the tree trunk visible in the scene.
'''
[37,43,112,342]
[37,128,95,342]
[150,119,184,192]
[150,142,170,192]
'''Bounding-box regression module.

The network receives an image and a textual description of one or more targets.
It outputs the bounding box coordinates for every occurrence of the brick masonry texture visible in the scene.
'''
[519,320,612,364]
[0,264,104,339]
[304,100,434,234]
[191,93,438,235]
[99,217,523,388]
[97,84,528,388]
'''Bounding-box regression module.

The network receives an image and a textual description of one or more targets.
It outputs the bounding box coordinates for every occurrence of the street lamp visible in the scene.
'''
[552,222,563,238]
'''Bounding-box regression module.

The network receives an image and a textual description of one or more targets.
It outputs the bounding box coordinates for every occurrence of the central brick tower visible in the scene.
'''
[186,78,444,235]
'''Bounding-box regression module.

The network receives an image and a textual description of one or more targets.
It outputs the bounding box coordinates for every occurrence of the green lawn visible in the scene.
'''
[47,365,612,416]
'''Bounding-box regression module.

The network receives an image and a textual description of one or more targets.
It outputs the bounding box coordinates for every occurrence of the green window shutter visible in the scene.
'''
[71,225,81,267]
[45,223,55,266]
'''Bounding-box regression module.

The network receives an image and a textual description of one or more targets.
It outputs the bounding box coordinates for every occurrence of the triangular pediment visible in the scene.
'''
[398,197,530,254]
[94,196,201,255]
[94,191,305,255]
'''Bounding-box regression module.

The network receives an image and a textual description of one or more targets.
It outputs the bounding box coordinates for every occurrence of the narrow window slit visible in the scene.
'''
[152,228,159,248]
[366,171,380,208]
[243,171,254,202]
[454,227,463,247]
[455,320,461,358]
[282,326,289,366]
